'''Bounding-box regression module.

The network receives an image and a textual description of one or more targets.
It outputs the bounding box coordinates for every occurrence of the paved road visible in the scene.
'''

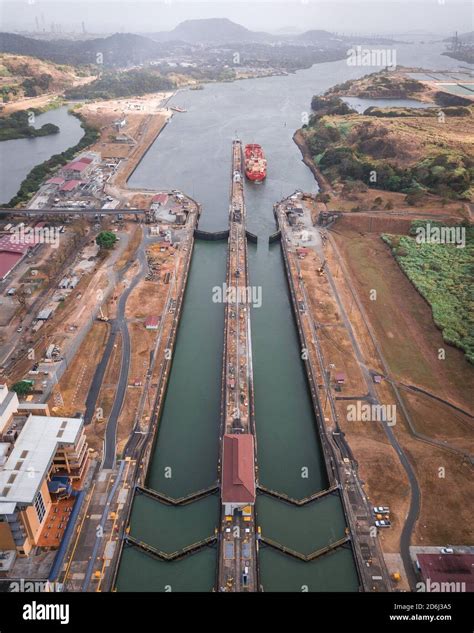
[326,233,421,588]
[102,242,148,469]
[81,459,127,591]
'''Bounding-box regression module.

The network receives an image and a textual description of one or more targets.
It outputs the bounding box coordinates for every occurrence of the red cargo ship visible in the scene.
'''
[244,144,267,182]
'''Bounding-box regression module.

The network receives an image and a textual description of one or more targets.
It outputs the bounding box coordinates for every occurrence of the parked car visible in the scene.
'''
[441,547,454,554]
[373,506,390,514]
[375,520,391,528]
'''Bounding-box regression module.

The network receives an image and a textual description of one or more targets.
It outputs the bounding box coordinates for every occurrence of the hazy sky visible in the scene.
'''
[0,0,472,35]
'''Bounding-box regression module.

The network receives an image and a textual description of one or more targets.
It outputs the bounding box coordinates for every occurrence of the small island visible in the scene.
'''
[0,109,60,141]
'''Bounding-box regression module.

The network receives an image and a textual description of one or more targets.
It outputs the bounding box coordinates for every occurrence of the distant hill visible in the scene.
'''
[296,30,339,44]
[0,19,375,68]
[167,18,271,44]
[0,32,171,67]
[152,19,336,45]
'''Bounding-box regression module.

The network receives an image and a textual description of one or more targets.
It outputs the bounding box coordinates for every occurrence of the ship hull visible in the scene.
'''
[244,143,267,182]
[245,171,266,182]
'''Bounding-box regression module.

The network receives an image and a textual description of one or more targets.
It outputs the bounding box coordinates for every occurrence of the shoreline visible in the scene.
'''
[292,129,332,194]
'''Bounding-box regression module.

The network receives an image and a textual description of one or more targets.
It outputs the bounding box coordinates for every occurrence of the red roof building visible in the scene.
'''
[0,228,41,279]
[46,177,65,186]
[0,234,41,254]
[152,193,169,205]
[144,316,160,330]
[222,434,255,510]
[0,252,23,280]
[64,161,89,173]
[417,554,474,592]
[60,180,82,192]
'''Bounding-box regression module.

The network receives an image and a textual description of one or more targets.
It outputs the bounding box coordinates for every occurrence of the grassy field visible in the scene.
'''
[332,227,473,411]
[383,222,473,364]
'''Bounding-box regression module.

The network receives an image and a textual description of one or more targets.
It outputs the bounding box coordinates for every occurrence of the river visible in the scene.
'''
[112,40,466,591]
[0,105,84,204]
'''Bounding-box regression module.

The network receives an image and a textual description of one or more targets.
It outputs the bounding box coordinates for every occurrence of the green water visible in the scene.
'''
[129,494,219,553]
[117,547,217,592]
[146,240,226,497]
[259,547,359,592]
[115,241,225,590]
[256,494,346,555]
[249,245,328,498]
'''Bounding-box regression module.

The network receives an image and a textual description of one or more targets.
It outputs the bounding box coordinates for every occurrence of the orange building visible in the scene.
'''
[0,385,88,558]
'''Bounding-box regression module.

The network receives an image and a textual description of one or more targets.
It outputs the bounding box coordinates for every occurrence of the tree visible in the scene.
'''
[373,196,383,208]
[96,231,117,249]
[12,381,33,396]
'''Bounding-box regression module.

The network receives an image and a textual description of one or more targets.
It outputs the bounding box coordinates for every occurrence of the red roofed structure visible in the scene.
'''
[417,553,474,592]
[0,233,42,280]
[64,160,89,173]
[222,434,255,513]
[60,180,82,192]
[0,251,22,280]
[152,193,169,205]
[0,234,41,254]
[46,177,65,186]
[144,316,160,330]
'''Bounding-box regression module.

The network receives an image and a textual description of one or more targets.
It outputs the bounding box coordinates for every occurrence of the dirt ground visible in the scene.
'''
[49,321,108,417]
[299,246,409,552]
[0,53,95,112]
[78,93,172,198]
[332,227,474,411]
[326,187,467,219]
[327,224,474,546]
[115,241,176,454]
[114,225,142,271]
[115,323,155,456]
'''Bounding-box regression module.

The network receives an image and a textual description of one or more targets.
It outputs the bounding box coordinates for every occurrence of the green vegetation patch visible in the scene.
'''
[64,69,174,100]
[96,230,117,249]
[0,110,59,141]
[11,380,33,396]
[383,221,474,363]
[301,112,473,199]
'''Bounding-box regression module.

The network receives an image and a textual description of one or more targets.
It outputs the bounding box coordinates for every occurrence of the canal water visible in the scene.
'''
[0,105,84,204]
[115,41,466,591]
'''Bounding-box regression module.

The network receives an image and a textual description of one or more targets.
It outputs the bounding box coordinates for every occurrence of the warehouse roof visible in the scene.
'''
[0,415,83,508]
[418,553,474,592]
[0,252,22,280]
[60,179,82,192]
[64,160,89,172]
[222,434,255,504]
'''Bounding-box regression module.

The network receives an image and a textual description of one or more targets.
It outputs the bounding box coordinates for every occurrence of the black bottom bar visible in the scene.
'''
[0,591,472,633]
